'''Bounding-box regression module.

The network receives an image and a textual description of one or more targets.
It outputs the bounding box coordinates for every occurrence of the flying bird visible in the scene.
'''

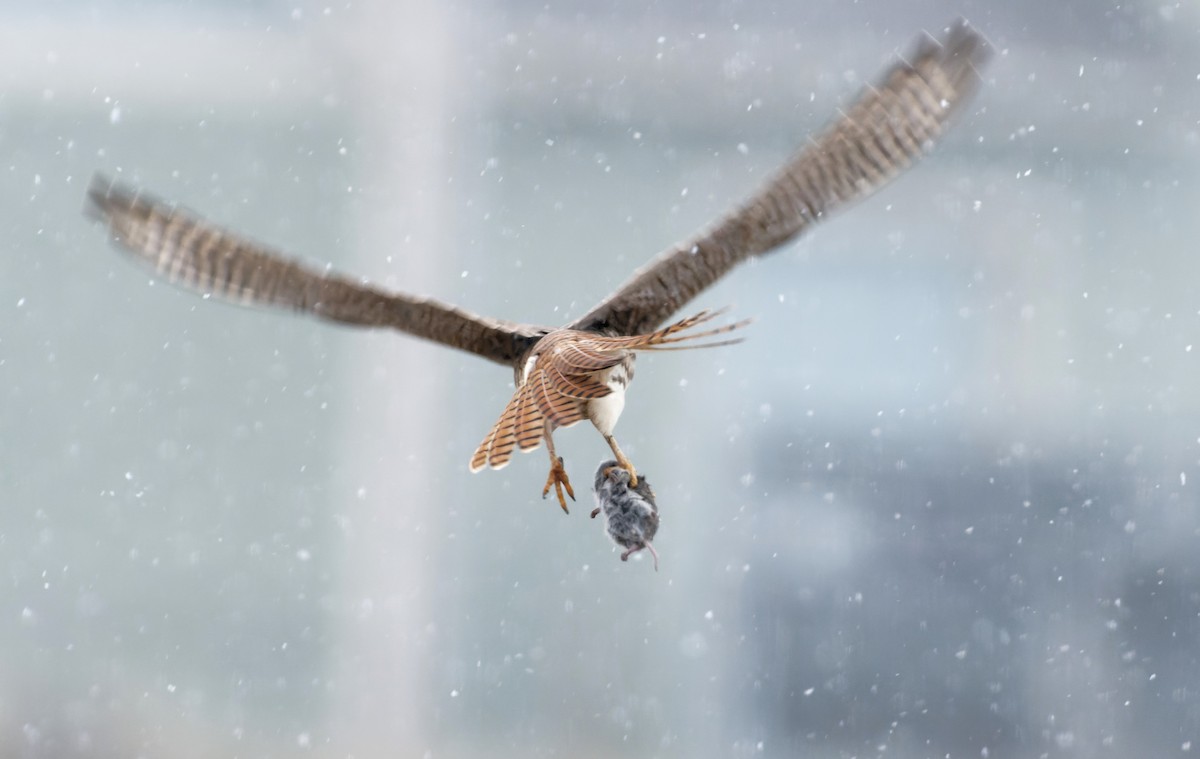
[86,21,989,512]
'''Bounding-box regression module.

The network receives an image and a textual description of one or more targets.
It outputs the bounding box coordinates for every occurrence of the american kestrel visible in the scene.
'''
[87,21,989,512]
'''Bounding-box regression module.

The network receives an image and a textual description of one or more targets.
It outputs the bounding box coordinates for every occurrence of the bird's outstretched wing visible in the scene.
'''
[87,176,545,366]
[569,19,990,337]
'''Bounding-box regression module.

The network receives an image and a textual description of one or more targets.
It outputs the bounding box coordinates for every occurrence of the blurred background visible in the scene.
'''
[2,0,1199,757]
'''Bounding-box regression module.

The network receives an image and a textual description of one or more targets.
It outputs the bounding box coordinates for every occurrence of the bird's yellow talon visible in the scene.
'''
[542,456,574,514]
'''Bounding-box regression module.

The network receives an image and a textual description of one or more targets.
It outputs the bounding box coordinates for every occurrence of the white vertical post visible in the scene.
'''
[325,2,452,753]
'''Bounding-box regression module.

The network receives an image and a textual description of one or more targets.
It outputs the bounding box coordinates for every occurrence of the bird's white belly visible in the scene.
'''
[587,360,631,436]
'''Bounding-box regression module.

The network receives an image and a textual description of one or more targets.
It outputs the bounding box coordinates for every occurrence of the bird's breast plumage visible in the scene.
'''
[585,354,634,436]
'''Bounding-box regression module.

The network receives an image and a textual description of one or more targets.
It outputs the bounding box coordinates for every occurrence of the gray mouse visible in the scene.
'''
[591,460,660,569]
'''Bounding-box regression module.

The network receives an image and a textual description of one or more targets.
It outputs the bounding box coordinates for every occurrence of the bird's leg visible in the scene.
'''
[541,426,574,513]
[602,433,639,487]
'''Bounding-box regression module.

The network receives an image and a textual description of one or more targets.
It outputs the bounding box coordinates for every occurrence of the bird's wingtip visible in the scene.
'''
[83,173,116,222]
[940,18,992,71]
[83,173,140,224]
[908,18,991,72]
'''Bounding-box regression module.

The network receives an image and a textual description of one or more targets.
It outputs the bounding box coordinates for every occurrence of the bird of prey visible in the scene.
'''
[86,21,989,512]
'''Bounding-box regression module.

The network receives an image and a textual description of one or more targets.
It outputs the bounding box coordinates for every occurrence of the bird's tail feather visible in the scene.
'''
[622,308,751,351]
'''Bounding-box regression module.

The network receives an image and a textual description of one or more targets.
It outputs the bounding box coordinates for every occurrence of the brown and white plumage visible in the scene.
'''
[570,20,989,336]
[85,180,545,366]
[86,21,989,509]
[469,310,745,474]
